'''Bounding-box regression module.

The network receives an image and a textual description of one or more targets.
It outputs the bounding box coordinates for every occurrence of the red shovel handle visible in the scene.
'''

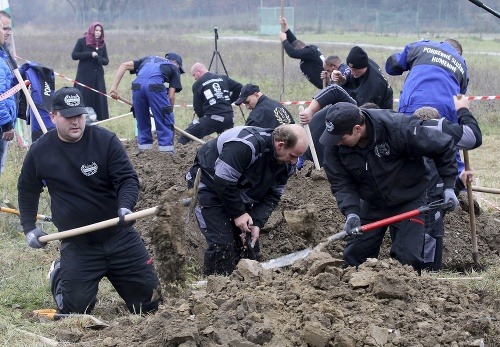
[353,208,421,234]
[351,200,453,234]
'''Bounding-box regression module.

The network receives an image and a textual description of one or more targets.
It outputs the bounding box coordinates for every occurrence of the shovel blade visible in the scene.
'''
[261,247,313,269]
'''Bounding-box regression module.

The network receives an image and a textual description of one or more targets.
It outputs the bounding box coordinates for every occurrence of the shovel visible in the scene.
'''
[33,309,108,329]
[38,207,159,243]
[0,206,52,222]
[261,201,452,269]
[117,96,206,144]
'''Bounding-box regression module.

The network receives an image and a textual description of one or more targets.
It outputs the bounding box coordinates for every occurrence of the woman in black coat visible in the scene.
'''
[71,22,109,120]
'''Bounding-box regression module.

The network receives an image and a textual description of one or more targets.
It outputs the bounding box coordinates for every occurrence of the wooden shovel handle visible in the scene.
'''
[118,96,205,144]
[38,207,159,243]
[299,106,321,170]
[463,150,479,264]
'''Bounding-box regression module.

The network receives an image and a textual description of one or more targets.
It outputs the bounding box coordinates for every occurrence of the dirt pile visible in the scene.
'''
[75,256,499,346]
[68,137,500,346]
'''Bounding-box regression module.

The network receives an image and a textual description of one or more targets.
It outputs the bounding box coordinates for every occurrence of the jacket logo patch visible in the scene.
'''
[374,143,390,157]
[81,162,98,176]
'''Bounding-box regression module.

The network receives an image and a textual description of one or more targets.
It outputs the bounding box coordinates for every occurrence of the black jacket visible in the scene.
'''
[189,126,294,227]
[324,109,457,216]
[245,95,295,128]
[416,107,482,198]
[71,37,109,120]
[18,126,139,243]
[282,29,324,89]
[192,72,242,118]
[343,59,393,109]
[418,107,482,151]
[302,85,357,166]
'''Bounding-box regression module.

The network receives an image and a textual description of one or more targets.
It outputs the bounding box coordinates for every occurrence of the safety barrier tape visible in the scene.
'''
[13,54,500,108]
[175,95,500,109]
[0,80,29,101]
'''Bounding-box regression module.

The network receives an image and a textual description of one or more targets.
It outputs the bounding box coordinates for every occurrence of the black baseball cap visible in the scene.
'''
[235,84,260,105]
[165,52,185,74]
[51,87,87,117]
[319,102,362,146]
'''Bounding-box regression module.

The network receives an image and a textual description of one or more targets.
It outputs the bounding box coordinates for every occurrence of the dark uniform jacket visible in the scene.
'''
[416,107,482,198]
[343,59,393,109]
[189,126,295,228]
[192,72,242,118]
[282,30,324,89]
[302,85,356,165]
[18,126,139,243]
[323,109,457,217]
[71,37,109,120]
[245,95,295,128]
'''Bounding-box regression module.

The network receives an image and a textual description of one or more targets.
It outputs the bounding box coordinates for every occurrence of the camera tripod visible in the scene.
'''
[207,27,246,121]
[208,27,229,75]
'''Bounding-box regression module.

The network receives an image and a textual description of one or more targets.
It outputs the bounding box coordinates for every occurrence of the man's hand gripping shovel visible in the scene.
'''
[261,200,453,269]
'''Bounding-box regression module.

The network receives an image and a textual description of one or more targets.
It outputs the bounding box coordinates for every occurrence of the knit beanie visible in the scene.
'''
[346,46,368,69]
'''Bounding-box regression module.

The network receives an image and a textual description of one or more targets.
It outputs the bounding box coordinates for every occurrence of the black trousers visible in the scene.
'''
[344,194,427,270]
[178,113,234,144]
[195,204,260,276]
[53,226,161,314]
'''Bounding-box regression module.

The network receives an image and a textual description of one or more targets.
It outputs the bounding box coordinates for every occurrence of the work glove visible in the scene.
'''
[25,228,48,249]
[343,214,361,236]
[443,188,459,212]
[118,208,134,227]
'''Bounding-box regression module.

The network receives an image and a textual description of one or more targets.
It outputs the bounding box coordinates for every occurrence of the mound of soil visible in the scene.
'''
[70,137,500,346]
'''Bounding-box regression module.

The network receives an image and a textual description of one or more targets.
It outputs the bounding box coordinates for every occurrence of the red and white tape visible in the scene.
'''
[0,80,30,101]
[281,96,500,106]
[12,55,500,108]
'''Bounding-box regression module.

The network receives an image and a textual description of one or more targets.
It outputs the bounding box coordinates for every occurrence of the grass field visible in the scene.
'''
[0,29,499,345]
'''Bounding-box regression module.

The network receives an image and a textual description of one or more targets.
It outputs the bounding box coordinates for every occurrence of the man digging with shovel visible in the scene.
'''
[186,124,308,276]
[18,87,162,315]
[321,102,459,271]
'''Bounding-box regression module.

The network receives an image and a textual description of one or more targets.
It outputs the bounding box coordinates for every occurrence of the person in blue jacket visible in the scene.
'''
[0,12,16,176]
[385,38,469,175]
[385,38,468,124]
[0,21,16,172]
[110,52,184,153]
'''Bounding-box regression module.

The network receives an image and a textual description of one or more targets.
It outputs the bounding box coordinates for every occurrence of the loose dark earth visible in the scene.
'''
[55,136,500,346]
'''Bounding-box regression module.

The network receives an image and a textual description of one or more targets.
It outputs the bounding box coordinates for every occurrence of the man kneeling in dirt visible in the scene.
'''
[186,124,308,276]
[18,87,162,315]
[321,102,459,271]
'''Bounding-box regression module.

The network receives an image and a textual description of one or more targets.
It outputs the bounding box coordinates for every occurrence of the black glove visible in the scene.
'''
[25,228,48,248]
[343,214,361,236]
[443,188,459,212]
[118,208,133,227]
